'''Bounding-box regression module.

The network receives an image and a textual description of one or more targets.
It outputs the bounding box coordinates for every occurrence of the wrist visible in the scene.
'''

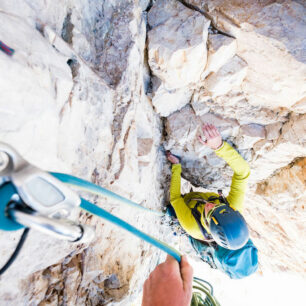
[214,141,224,151]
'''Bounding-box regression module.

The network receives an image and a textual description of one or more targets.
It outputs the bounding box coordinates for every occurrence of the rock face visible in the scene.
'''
[151,0,306,280]
[150,84,193,117]
[204,55,248,97]
[147,0,210,116]
[0,0,305,305]
[251,157,306,273]
[158,2,305,286]
[0,0,163,305]
[201,34,237,79]
[186,0,306,111]
[148,0,210,89]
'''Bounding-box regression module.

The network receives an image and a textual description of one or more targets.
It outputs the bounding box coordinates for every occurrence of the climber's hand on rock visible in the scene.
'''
[142,255,193,306]
[198,123,223,150]
[166,151,180,164]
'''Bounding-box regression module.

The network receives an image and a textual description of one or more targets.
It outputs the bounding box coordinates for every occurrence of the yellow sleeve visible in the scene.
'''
[170,164,199,237]
[215,142,250,212]
[170,164,182,202]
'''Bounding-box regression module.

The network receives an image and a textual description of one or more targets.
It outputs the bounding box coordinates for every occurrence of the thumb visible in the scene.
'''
[198,135,207,146]
[180,255,193,290]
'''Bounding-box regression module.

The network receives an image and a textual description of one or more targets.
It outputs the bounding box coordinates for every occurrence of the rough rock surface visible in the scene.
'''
[150,83,193,117]
[147,0,210,116]
[0,0,305,305]
[185,0,306,111]
[201,33,237,79]
[0,0,164,305]
[160,0,306,279]
[250,157,306,273]
[148,0,210,89]
[204,55,248,97]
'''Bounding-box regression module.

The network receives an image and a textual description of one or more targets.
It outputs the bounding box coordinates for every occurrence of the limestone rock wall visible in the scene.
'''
[184,0,306,110]
[0,0,164,304]
[149,0,306,279]
[0,0,305,305]
[250,157,306,273]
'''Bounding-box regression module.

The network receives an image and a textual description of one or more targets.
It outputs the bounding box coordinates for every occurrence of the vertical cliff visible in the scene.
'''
[0,0,305,305]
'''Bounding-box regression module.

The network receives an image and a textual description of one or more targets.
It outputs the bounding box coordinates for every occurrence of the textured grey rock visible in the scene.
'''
[250,158,306,273]
[186,0,306,110]
[0,0,163,305]
[201,34,237,79]
[265,122,283,141]
[152,85,193,117]
[148,0,210,90]
[204,55,248,97]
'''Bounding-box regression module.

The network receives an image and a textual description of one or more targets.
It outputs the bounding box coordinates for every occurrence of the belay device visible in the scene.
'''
[0,142,181,275]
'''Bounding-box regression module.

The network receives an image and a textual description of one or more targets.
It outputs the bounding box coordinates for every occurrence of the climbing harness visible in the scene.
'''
[191,202,213,241]
[0,142,181,275]
[187,192,228,242]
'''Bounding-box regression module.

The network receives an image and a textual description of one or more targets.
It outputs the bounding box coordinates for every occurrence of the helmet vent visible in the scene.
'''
[221,241,227,247]
[218,231,225,238]
[217,231,227,243]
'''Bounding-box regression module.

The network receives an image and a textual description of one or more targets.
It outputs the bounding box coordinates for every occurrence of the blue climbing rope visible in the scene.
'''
[51,172,163,216]
[51,173,181,262]
[80,198,181,262]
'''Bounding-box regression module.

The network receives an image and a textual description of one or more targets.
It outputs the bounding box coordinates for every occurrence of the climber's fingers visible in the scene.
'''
[209,124,220,138]
[202,123,220,139]
[201,124,209,138]
[202,124,214,139]
[166,151,180,164]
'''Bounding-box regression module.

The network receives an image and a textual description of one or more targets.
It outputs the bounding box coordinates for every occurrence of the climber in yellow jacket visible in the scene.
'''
[166,123,250,250]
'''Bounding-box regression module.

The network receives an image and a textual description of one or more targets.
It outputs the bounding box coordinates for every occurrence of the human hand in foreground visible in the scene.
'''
[142,255,193,306]
[198,123,223,150]
[166,151,180,164]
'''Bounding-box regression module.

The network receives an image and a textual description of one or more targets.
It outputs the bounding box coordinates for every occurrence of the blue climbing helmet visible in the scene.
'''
[208,204,249,250]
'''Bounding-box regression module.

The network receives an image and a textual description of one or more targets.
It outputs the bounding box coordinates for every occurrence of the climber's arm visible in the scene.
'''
[170,164,198,237]
[170,164,182,202]
[215,142,250,212]
[198,124,250,213]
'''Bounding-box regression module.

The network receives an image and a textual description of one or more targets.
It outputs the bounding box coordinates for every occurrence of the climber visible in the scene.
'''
[142,255,193,306]
[166,123,252,253]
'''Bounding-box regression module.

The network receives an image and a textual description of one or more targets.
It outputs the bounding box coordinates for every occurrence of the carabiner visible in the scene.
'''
[0,142,81,218]
[0,142,27,176]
